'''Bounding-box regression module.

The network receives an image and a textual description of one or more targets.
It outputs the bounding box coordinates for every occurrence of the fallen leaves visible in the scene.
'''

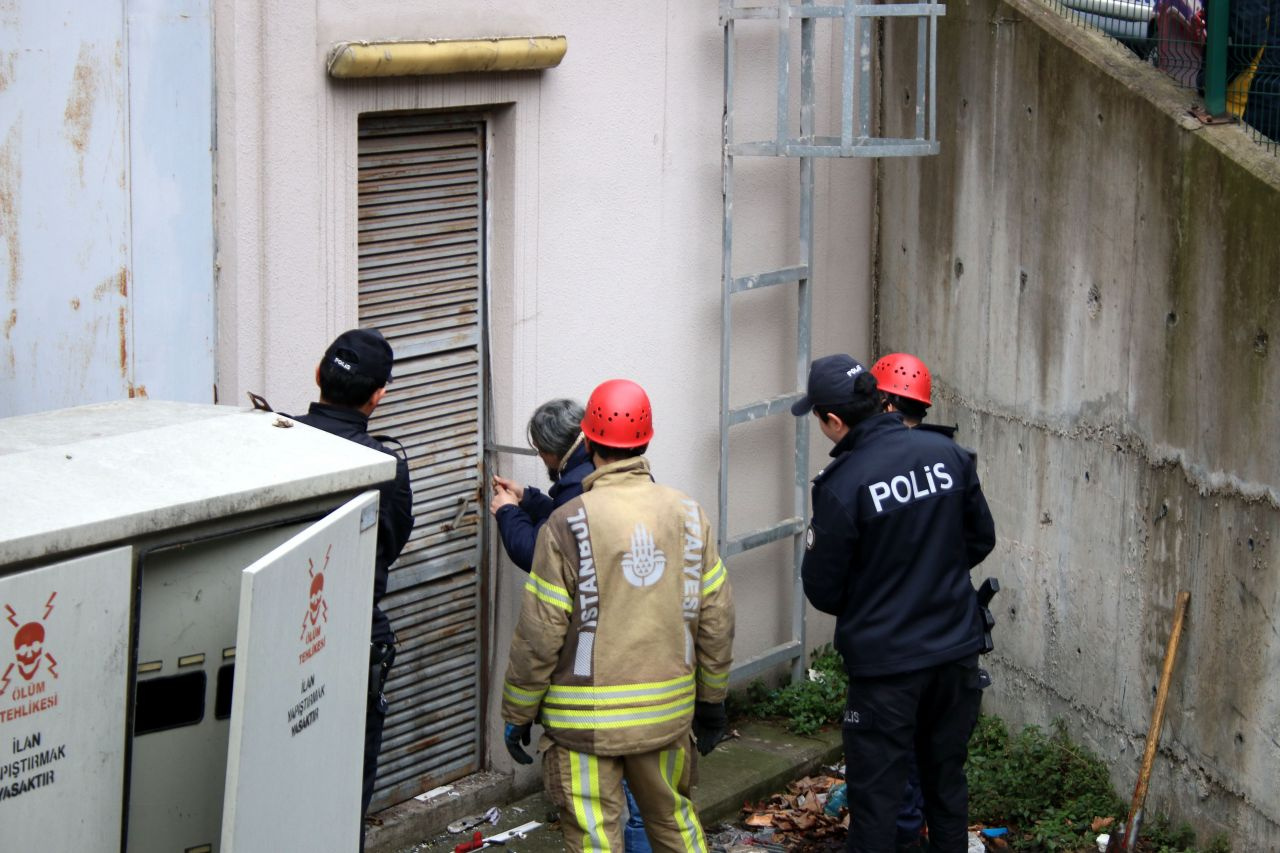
[739,775,849,843]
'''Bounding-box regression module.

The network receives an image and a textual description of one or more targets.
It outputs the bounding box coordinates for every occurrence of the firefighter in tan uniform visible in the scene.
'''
[501,379,735,853]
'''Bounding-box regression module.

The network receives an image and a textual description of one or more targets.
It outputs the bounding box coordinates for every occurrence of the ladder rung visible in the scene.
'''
[729,393,802,426]
[722,2,943,22]
[729,640,804,684]
[730,138,941,158]
[723,517,805,557]
[849,3,946,16]
[722,4,846,22]
[730,266,808,294]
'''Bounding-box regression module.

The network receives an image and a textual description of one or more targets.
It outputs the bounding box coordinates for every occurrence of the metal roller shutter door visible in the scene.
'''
[357,116,485,810]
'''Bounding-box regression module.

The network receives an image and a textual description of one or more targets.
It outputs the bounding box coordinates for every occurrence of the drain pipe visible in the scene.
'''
[327,36,567,78]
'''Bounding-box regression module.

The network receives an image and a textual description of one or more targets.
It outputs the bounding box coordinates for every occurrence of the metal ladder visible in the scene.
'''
[719,0,945,684]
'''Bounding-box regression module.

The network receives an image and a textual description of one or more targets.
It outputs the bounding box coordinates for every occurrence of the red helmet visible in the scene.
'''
[871,353,932,406]
[581,379,654,448]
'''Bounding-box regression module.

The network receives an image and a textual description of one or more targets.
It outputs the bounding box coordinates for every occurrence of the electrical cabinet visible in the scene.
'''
[0,400,394,852]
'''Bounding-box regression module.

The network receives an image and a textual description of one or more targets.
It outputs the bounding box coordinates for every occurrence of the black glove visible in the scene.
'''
[504,722,533,765]
[692,700,727,756]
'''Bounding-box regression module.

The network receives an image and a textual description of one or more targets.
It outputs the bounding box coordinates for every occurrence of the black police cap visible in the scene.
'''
[791,354,869,415]
[323,328,394,383]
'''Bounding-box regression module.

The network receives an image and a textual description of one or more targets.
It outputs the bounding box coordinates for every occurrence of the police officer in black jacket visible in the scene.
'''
[294,328,414,850]
[792,354,996,853]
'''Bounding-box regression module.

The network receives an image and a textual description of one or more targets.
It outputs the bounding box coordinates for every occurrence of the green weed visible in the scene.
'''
[967,717,1229,853]
[729,655,1229,853]
[968,717,1124,839]
[729,645,847,736]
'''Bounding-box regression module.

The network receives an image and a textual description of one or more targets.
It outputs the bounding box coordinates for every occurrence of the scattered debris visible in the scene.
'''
[706,824,789,852]
[447,807,501,834]
[738,774,848,849]
[487,820,542,843]
[734,774,1016,853]
[1188,105,1238,126]
[822,783,846,817]
[450,820,543,852]
[452,830,485,852]
[415,784,456,802]
[980,826,1011,849]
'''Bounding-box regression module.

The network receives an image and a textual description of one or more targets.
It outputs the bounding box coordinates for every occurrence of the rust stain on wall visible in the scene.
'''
[127,384,148,399]
[70,297,80,310]
[118,305,128,377]
[3,309,14,374]
[63,43,98,185]
[93,269,127,301]
[0,51,15,93]
[0,121,19,302]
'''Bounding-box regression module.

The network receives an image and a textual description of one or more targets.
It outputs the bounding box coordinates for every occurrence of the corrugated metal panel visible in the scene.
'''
[358,117,484,810]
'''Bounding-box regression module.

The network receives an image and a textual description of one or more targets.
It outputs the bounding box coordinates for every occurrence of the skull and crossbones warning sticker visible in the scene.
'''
[300,546,331,642]
[2,592,59,697]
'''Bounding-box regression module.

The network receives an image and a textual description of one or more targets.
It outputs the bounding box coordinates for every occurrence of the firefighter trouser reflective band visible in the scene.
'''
[542,736,707,853]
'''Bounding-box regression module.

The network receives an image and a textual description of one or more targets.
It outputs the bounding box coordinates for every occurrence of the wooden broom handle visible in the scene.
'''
[1126,590,1191,828]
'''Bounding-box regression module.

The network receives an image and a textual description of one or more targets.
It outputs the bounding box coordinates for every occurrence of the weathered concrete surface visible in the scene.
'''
[877,0,1280,847]
[371,720,843,853]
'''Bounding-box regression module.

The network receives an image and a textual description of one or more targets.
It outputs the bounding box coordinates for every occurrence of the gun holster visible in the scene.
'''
[369,641,396,715]
[977,577,1000,655]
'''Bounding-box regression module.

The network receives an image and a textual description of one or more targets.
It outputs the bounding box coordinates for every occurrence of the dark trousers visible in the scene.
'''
[896,755,925,846]
[841,655,982,853]
[362,700,387,818]
[360,642,395,853]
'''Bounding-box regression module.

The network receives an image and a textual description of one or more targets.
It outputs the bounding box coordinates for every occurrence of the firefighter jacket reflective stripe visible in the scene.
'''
[501,456,735,756]
[801,412,995,678]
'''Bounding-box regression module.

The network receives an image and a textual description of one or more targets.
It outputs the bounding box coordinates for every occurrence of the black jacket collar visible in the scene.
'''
[305,402,370,431]
[829,411,906,457]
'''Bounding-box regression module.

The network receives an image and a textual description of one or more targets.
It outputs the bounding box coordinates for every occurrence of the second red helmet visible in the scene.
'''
[871,352,932,406]
[581,379,654,448]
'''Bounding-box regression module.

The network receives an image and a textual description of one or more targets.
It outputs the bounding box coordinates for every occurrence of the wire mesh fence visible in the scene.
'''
[1045,0,1280,150]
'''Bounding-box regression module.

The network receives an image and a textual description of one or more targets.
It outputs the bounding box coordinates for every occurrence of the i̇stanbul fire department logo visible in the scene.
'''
[622,523,666,587]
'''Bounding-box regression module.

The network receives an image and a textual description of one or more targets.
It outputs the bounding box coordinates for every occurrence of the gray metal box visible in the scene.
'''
[0,400,394,852]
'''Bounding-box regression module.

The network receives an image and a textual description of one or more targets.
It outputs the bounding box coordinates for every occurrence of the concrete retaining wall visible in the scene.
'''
[877,0,1280,846]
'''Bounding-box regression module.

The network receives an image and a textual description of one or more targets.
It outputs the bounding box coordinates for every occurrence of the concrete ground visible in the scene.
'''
[367,720,843,853]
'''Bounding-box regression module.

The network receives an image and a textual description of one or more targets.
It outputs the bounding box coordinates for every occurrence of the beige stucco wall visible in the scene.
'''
[213,0,873,788]
[878,0,1280,845]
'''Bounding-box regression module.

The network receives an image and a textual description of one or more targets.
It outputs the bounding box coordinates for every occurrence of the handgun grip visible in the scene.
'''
[976,576,1000,607]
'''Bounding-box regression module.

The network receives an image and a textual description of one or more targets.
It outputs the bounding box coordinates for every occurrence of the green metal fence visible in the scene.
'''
[1046,0,1280,150]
